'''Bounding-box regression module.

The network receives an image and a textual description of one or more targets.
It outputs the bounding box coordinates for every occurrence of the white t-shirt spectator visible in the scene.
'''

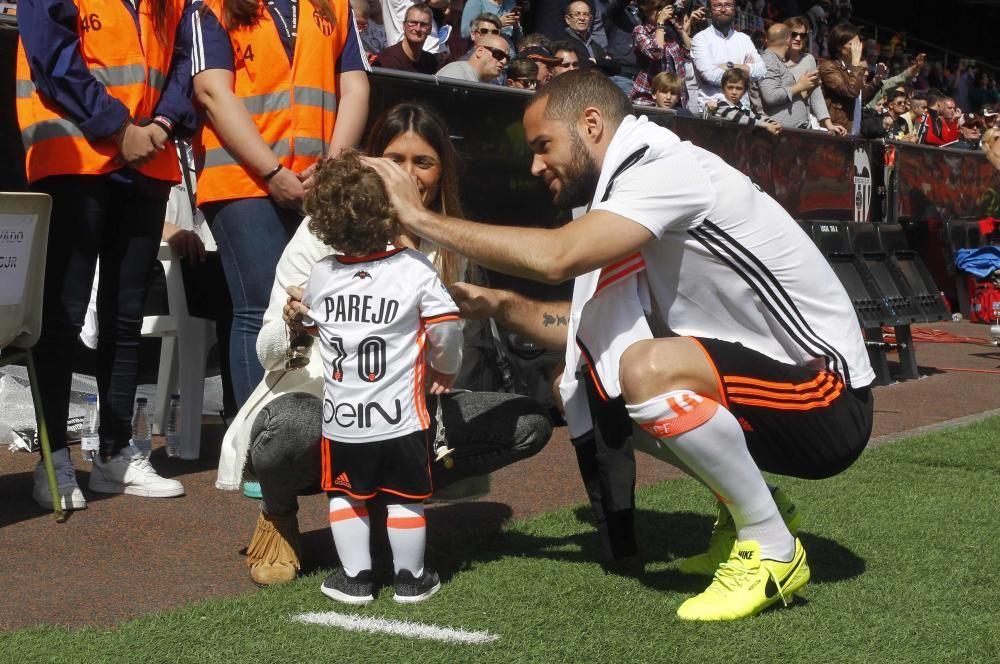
[690,25,765,109]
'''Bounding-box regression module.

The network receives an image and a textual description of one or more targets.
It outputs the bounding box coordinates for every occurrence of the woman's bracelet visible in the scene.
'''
[262,164,283,182]
[656,23,668,30]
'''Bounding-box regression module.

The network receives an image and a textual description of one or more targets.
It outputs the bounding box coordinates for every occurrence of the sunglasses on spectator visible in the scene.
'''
[404,19,432,29]
[480,46,509,63]
[790,31,809,39]
[515,78,538,89]
[475,27,501,35]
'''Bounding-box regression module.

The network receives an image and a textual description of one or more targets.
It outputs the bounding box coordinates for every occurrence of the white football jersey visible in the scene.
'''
[590,116,875,389]
[303,248,460,443]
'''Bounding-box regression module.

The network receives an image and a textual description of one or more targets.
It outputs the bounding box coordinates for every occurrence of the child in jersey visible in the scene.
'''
[301,152,463,604]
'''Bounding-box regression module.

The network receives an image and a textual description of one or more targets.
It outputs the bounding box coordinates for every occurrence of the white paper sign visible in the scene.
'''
[0,214,36,306]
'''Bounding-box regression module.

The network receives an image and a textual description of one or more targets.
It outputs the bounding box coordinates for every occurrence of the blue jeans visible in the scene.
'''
[203,198,301,406]
[31,174,166,456]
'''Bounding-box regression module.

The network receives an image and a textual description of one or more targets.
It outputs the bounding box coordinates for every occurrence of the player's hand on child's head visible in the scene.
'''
[427,369,456,395]
[360,156,426,224]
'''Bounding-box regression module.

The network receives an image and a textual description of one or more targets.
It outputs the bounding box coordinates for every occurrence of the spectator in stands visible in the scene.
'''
[630,0,704,107]
[353,0,388,61]
[883,89,917,141]
[505,58,540,89]
[704,68,782,136]
[461,12,503,59]
[968,71,997,112]
[690,0,764,110]
[866,52,925,111]
[191,0,369,413]
[591,0,643,91]
[377,3,440,74]
[460,0,522,47]
[784,16,830,127]
[901,90,927,136]
[818,22,879,134]
[437,32,508,81]
[519,40,563,86]
[382,0,451,56]
[551,40,582,77]
[650,72,692,116]
[954,113,984,151]
[562,1,620,76]
[17,0,194,508]
[920,93,959,146]
[759,22,846,134]
[982,108,999,131]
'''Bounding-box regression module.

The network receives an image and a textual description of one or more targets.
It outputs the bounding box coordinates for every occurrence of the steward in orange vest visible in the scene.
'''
[15,0,197,505]
[16,0,191,184]
[193,0,355,205]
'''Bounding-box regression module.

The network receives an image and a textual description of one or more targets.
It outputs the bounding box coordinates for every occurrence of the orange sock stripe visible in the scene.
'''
[638,398,719,438]
[386,516,426,529]
[329,506,369,523]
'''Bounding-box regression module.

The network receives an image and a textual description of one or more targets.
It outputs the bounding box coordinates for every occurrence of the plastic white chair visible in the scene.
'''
[0,192,64,520]
[140,241,213,460]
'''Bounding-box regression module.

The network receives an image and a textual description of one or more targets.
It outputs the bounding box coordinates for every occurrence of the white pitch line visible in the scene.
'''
[292,611,500,645]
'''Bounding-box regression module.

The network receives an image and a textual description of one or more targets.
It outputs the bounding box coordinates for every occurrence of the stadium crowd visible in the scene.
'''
[9,0,998,621]
[357,0,999,148]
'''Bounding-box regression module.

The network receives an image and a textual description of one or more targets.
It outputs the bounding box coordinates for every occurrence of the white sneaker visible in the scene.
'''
[89,444,185,498]
[33,447,87,510]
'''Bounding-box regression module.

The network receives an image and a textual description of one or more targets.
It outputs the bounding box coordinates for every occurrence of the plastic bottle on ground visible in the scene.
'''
[81,394,100,462]
[166,394,181,458]
[132,398,152,458]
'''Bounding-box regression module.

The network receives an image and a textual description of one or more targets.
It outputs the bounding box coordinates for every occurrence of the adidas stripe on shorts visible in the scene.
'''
[321,430,432,501]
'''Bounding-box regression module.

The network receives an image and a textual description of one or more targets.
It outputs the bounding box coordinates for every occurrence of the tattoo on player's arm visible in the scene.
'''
[542,312,568,327]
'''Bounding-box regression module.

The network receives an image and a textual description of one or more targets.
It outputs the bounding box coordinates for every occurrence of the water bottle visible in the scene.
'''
[81,394,100,462]
[132,398,152,458]
[165,394,181,458]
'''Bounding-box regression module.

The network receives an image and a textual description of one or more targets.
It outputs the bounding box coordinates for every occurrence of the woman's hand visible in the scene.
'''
[849,36,863,66]
[283,284,310,333]
[268,167,306,210]
[427,368,456,395]
[684,7,704,34]
[655,5,675,25]
[163,222,206,263]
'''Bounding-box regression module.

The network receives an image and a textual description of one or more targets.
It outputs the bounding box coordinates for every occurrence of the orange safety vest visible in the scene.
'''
[194,0,349,206]
[15,0,184,184]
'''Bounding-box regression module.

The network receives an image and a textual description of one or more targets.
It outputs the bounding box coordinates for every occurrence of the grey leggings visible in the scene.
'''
[246,391,553,515]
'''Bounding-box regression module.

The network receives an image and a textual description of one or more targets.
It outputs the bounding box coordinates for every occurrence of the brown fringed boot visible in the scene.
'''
[246,510,302,586]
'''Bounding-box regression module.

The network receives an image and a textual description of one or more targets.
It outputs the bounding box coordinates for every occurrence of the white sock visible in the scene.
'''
[627,390,794,561]
[386,503,426,576]
[328,495,371,576]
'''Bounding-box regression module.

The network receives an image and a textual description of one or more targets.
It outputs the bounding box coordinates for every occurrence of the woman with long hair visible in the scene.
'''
[190,0,370,410]
[629,0,704,107]
[216,102,552,587]
[16,0,196,507]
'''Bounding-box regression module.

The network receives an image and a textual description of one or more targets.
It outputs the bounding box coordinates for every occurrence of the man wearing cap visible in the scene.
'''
[955,113,985,151]
[520,44,562,86]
